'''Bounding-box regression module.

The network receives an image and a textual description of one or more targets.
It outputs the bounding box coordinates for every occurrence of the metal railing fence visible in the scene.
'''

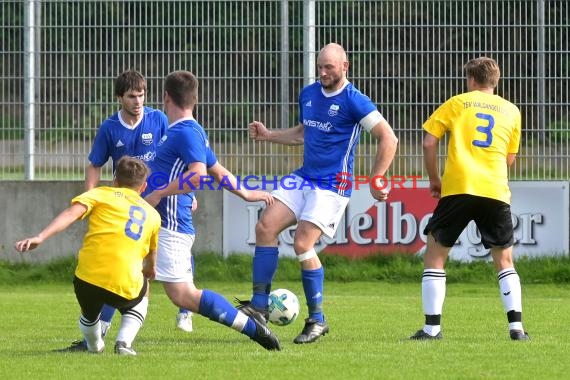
[1,0,568,180]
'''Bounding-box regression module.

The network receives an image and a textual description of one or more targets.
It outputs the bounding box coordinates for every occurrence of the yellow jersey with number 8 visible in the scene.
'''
[72,186,161,299]
[423,90,521,204]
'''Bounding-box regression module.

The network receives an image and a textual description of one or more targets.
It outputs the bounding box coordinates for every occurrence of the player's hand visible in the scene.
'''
[244,190,274,205]
[191,196,198,212]
[14,236,43,252]
[248,121,271,141]
[142,265,156,280]
[144,191,162,207]
[370,187,389,202]
[429,177,442,198]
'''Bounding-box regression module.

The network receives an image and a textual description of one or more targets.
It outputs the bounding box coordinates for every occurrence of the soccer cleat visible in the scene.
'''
[409,329,443,340]
[250,317,282,351]
[293,318,329,344]
[54,340,88,353]
[65,321,111,349]
[235,298,269,326]
[55,339,104,353]
[114,341,137,356]
[176,311,193,333]
[509,330,530,341]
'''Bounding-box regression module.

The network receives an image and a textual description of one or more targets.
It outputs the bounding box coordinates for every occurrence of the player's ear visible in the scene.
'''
[138,181,148,194]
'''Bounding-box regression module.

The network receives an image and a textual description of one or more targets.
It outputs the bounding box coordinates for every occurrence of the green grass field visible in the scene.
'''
[1,280,569,380]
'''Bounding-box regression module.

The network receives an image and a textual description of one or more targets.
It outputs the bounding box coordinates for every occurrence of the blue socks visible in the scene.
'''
[99,304,116,323]
[199,289,257,337]
[302,267,325,322]
[251,246,279,310]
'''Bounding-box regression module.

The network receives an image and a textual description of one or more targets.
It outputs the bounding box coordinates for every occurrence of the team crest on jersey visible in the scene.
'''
[141,132,153,146]
[158,135,167,146]
[328,104,340,117]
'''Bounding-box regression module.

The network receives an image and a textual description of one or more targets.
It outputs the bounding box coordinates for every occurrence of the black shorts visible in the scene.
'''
[423,194,514,249]
[73,276,147,322]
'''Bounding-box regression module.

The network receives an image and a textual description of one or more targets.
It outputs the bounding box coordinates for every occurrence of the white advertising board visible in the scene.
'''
[223,181,569,262]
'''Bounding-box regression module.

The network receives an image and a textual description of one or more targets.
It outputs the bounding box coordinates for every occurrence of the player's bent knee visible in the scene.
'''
[296,248,317,262]
[255,220,280,241]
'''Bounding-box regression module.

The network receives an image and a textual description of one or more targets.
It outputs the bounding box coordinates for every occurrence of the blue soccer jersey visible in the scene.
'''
[88,106,168,171]
[293,81,382,197]
[146,118,218,234]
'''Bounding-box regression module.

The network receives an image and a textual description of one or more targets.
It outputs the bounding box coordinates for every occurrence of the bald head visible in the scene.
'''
[318,43,348,63]
[317,43,349,92]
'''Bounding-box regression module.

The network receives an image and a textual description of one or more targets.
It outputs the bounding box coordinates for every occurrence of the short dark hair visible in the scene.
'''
[115,70,147,97]
[164,70,198,108]
[114,156,150,188]
[464,57,500,88]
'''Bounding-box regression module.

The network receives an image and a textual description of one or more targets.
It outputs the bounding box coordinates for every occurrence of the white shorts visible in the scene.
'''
[273,174,350,238]
[155,227,195,283]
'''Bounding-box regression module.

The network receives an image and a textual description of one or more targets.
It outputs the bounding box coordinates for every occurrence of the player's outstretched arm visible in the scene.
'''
[14,202,88,252]
[249,121,304,146]
[369,119,399,201]
[145,162,208,207]
[207,162,274,205]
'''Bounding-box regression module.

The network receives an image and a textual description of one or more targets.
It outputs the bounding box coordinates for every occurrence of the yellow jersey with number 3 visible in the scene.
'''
[423,90,521,204]
[72,186,161,299]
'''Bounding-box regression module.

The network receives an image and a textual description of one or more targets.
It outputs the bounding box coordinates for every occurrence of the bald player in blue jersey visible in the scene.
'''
[142,70,281,350]
[241,43,399,344]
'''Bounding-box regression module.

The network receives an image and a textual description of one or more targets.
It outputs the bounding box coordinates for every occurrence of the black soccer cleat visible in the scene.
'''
[235,298,269,326]
[54,339,88,353]
[409,329,443,340]
[54,339,104,353]
[293,318,329,344]
[250,318,282,351]
[509,330,530,341]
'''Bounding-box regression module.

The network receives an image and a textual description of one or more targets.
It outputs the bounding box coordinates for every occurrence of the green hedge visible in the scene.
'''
[2,253,570,285]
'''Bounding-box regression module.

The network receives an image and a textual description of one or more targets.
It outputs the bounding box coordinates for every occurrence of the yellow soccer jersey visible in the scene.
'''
[423,90,521,204]
[72,186,161,299]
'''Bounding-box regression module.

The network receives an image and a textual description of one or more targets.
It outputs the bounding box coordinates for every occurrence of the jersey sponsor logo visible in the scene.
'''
[328,104,340,117]
[305,100,312,107]
[133,151,156,162]
[141,132,153,146]
[303,118,333,132]
[115,139,125,148]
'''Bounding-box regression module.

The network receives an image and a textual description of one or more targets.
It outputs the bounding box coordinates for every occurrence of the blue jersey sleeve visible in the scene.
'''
[206,146,218,168]
[177,126,208,166]
[347,89,378,123]
[88,124,112,167]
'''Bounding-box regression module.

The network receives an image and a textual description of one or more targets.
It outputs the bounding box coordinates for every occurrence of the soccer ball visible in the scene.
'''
[268,288,300,326]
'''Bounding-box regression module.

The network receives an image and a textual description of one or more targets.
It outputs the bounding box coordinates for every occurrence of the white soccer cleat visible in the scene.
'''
[176,311,193,333]
[114,341,136,356]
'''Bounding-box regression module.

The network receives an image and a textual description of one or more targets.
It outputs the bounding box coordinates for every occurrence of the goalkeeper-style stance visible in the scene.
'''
[15,156,161,355]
